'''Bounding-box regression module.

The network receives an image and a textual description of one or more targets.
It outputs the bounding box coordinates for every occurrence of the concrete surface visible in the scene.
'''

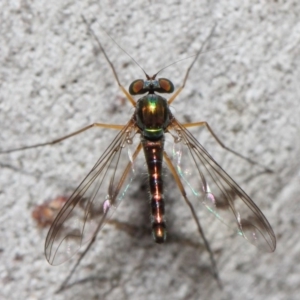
[0,0,300,299]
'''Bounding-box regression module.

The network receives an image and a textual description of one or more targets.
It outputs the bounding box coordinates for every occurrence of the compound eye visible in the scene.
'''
[129,79,145,95]
[158,78,174,93]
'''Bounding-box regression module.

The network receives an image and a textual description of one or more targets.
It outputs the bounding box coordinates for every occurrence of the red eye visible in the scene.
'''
[129,79,145,95]
[158,78,174,93]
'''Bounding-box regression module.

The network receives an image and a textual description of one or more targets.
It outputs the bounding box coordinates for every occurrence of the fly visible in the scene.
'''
[0,17,276,291]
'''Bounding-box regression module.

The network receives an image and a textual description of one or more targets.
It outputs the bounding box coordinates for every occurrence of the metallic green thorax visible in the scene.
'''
[135,94,171,140]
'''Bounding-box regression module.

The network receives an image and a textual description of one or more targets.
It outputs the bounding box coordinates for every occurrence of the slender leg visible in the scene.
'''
[163,150,222,289]
[1,123,125,154]
[167,24,216,105]
[56,226,99,293]
[182,121,273,173]
[81,16,136,107]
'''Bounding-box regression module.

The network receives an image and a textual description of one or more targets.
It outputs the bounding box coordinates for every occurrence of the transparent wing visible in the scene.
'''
[45,120,141,265]
[168,119,276,252]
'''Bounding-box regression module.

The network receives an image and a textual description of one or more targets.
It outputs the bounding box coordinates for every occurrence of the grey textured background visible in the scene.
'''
[1,1,300,299]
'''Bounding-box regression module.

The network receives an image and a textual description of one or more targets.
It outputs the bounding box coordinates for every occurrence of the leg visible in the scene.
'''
[1,123,125,154]
[167,24,216,105]
[183,121,273,173]
[81,16,136,107]
[163,150,222,289]
[56,229,98,293]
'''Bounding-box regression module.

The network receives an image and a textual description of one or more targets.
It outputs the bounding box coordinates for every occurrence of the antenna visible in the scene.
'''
[81,15,148,78]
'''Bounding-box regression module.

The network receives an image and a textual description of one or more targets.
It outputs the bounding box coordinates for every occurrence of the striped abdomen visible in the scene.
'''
[141,137,166,243]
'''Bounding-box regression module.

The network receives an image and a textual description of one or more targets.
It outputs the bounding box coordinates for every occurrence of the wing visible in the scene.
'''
[45,120,141,265]
[167,119,276,252]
